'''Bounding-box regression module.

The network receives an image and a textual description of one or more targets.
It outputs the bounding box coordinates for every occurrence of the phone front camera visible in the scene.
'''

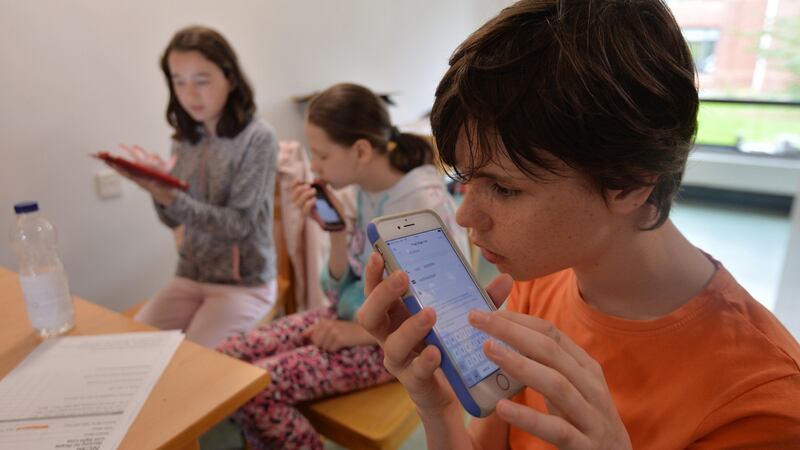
[397,226,401,229]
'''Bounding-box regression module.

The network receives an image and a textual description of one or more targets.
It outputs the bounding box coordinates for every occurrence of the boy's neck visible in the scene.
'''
[573,220,717,320]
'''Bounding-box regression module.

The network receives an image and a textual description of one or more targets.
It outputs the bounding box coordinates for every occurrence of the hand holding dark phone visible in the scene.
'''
[310,182,346,231]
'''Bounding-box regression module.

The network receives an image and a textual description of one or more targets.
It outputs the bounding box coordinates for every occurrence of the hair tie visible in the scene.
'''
[389,125,401,141]
[387,125,401,152]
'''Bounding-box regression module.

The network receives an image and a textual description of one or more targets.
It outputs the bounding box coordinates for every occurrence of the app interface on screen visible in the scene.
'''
[387,228,498,387]
[315,197,341,223]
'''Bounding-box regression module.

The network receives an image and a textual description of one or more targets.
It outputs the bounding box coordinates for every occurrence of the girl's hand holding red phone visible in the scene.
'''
[118,144,177,173]
[114,166,179,206]
[97,144,182,205]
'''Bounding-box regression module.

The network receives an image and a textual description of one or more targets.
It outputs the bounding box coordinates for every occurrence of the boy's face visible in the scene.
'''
[454,139,621,281]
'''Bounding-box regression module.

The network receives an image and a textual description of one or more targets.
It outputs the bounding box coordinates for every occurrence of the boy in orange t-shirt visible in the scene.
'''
[357,0,800,448]
[507,266,800,448]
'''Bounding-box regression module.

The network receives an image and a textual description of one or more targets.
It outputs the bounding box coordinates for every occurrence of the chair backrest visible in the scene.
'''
[274,140,329,314]
[264,185,297,322]
[300,381,420,450]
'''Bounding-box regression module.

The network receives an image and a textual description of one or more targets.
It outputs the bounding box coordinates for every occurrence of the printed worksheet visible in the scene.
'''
[0,331,184,450]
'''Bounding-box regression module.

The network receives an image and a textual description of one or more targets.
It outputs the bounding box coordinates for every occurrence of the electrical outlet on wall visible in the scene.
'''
[95,169,122,199]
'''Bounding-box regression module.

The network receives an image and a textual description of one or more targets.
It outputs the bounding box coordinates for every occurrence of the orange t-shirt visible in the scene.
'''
[506,261,800,449]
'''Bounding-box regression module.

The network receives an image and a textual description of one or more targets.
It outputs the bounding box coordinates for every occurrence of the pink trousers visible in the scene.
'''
[134,276,277,348]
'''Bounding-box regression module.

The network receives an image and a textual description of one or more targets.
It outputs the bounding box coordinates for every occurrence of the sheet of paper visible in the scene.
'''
[0,330,184,450]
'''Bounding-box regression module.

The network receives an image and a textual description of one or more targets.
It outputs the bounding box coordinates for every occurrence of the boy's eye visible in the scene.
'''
[490,183,518,198]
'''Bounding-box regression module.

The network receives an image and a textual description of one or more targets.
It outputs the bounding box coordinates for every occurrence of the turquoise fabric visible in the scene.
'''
[320,266,364,321]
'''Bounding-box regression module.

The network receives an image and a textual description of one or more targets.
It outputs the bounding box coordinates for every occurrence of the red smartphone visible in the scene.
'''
[311,183,346,231]
[92,152,189,191]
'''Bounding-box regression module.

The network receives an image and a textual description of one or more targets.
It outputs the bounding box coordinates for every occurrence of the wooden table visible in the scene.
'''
[0,267,269,450]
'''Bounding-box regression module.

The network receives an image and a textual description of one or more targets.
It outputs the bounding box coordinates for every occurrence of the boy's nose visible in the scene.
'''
[456,195,491,232]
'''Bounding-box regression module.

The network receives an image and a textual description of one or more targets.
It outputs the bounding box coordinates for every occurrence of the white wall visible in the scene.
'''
[684,151,800,196]
[0,0,502,311]
[776,188,800,338]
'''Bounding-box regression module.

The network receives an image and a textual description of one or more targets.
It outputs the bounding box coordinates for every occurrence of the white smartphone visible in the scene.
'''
[367,209,523,417]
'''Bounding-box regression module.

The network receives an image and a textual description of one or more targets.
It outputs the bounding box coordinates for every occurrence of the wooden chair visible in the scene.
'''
[299,382,419,450]
[242,214,422,450]
[273,199,420,450]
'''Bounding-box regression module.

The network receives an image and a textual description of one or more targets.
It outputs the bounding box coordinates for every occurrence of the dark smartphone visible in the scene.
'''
[311,183,346,231]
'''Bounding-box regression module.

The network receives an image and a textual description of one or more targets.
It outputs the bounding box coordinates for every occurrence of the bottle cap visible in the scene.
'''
[14,201,39,214]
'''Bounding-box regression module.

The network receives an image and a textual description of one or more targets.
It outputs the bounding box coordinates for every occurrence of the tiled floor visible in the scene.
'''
[201,198,797,450]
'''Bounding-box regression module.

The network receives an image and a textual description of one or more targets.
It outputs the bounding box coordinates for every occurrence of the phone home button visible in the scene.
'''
[495,373,510,391]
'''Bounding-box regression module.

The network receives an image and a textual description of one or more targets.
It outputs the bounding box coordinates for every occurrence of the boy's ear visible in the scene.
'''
[606,176,658,216]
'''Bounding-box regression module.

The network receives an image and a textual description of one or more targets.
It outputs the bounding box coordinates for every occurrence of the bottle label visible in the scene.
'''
[18,271,74,331]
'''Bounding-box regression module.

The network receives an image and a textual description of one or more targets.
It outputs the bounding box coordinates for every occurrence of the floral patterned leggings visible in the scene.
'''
[218,306,393,450]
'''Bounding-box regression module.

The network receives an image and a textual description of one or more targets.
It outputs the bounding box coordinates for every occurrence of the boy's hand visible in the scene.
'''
[468,310,632,449]
[357,251,513,415]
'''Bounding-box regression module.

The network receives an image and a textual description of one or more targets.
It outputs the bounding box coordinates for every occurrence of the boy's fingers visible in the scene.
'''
[472,311,603,408]
[485,273,513,308]
[363,252,385,295]
[481,337,593,432]
[407,345,441,383]
[381,308,435,371]
[493,310,596,370]
[357,269,408,339]
[494,399,591,450]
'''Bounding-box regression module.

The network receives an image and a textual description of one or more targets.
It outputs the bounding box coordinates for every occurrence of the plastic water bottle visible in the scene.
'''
[8,201,75,337]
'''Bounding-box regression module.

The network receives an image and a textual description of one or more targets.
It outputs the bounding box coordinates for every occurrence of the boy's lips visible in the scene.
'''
[474,243,503,264]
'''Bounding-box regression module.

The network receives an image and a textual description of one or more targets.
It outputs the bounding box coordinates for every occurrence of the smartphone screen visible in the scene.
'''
[386,228,498,387]
[315,196,342,224]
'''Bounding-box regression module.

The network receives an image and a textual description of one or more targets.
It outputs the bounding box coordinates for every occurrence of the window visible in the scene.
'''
[683,28,719,74]
[668,0,800,154]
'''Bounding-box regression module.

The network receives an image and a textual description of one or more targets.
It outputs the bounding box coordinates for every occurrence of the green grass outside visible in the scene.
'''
[696,102,800,146]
